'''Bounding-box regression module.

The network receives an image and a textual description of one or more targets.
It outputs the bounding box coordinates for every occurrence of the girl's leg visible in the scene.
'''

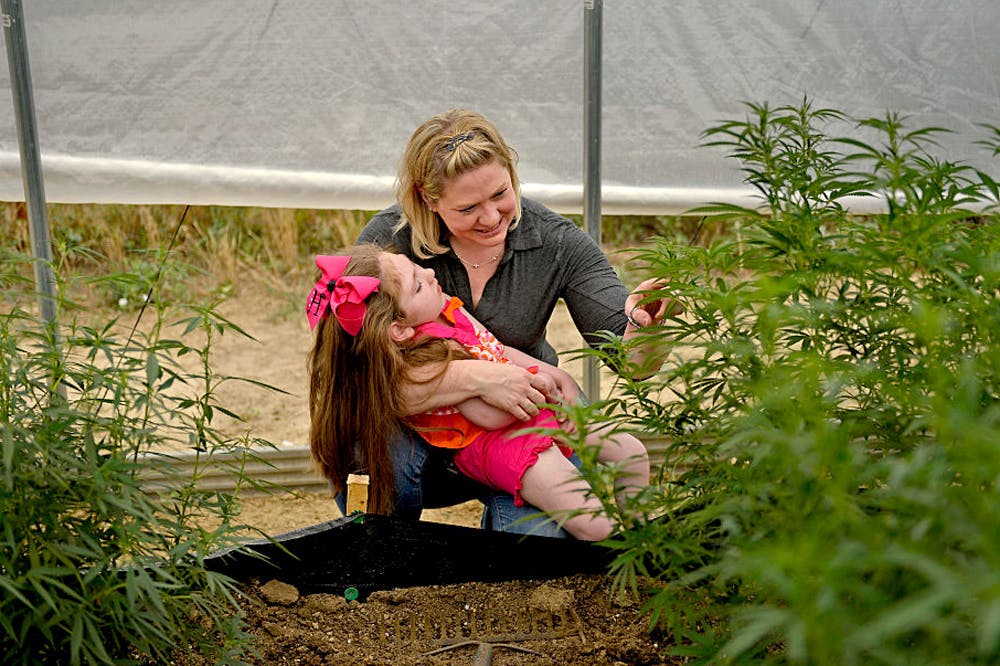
[480,452,580,539]
[518,446,616,541]
[586,426,650,508]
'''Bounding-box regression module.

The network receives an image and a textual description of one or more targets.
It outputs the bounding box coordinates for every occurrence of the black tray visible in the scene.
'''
[205,513,614,600]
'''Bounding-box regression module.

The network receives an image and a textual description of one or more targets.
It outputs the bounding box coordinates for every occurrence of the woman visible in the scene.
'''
[354,108,671,537]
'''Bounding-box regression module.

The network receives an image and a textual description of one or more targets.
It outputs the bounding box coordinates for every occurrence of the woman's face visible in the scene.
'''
[426,161,517,250]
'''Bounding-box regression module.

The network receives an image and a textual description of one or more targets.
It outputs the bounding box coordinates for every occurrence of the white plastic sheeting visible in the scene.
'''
[1,1,998,214]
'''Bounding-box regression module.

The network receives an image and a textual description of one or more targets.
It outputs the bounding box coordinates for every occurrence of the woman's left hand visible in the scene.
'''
[624,278,680,329]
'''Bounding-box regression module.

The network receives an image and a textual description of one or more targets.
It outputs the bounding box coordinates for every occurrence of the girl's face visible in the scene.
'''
[425,160,517,251]
[381,252,448,329]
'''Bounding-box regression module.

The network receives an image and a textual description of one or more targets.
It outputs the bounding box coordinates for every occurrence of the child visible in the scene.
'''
[307,244,649,541]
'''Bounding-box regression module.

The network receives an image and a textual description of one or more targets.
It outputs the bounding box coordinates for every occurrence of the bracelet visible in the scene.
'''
[626,305,643,328]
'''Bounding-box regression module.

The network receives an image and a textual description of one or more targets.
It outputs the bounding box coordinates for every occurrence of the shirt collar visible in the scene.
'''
[504,208,543,254]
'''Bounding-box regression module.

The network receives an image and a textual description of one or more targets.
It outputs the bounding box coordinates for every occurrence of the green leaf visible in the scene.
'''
[145,351,160,386]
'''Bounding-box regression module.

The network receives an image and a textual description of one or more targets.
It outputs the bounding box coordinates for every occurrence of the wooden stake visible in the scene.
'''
[346,473,369,514]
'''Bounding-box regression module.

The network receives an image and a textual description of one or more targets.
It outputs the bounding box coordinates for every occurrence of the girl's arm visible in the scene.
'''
[447,350,578,431]
[453,396,517,429]
[449,344,584,429]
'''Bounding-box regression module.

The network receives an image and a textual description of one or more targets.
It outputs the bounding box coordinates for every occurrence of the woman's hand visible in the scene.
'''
[624,278,680,330]
[622,278,681,379]
[473,361,547,421]
[499,345,583,408]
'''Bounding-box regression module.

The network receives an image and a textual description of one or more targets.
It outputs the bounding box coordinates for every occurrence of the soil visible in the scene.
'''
[163,282,676,664]
[176,574,675,666]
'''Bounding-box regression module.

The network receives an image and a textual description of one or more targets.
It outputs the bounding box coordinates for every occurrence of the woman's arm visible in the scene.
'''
[556,223,678,379]
[399,358,548,421]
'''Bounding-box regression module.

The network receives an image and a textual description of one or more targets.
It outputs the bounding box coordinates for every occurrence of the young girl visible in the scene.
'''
[307,244,649,541]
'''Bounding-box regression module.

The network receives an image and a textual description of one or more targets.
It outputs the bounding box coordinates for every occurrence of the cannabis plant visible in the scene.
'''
[594,100,1000,665]
[1,246,275,665]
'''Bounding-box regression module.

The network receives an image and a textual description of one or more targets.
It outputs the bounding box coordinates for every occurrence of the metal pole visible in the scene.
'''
[2,0,58,328]
[582,0,602,401]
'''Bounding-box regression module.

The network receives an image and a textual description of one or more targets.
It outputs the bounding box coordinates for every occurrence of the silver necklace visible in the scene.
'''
[453,248,500,270]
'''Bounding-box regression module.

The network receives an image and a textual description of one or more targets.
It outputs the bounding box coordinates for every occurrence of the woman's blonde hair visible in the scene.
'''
[395,109,521,258]
[307,244,468,514]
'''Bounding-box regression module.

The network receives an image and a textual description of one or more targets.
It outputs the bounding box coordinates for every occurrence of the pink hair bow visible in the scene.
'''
[305,255,380,335]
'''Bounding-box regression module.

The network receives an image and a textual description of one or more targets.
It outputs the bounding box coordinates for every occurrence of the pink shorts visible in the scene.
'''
[453,409,572,506]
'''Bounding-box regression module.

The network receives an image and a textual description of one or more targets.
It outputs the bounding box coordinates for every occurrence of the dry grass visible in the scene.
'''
[262,208,298,271]
[3,204,383,308]
[3,203,706,315]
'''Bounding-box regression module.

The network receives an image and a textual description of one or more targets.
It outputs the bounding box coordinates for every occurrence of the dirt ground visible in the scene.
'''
[170,284,677,665]
[171,573,675,666]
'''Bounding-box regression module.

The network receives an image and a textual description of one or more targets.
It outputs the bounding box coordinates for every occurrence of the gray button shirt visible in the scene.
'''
[357,197,628,366]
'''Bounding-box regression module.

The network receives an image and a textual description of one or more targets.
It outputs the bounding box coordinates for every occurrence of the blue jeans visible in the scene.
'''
[334,427,577,539]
